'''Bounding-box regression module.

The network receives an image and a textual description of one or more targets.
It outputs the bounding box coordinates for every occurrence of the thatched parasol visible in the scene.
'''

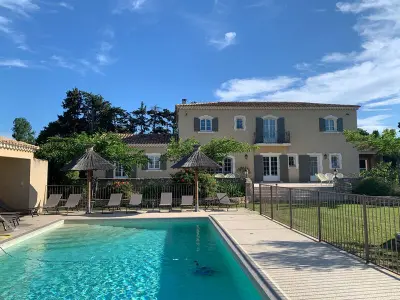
[171,145,221,212]
[62,147,114,214]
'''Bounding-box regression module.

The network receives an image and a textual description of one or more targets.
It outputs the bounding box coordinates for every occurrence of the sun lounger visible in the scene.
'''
[180,196,194,211]
[102,193,123,213]
[0,214,19,231]
[0,197,38,217]
[159,193,172,212]
[126,194,142,213]
[43,194,63,214]
[217,193,238,211]
[57,194,81,213]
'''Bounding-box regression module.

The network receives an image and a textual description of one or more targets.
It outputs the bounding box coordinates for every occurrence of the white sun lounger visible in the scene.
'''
[217,193,238,211]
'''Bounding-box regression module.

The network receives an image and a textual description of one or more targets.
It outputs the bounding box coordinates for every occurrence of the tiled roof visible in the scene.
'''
[176,101,360,110]
[118,133,172,145]
[0,136,39,152]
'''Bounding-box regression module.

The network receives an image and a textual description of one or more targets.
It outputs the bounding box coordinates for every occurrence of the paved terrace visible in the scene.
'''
[1,209,400,300]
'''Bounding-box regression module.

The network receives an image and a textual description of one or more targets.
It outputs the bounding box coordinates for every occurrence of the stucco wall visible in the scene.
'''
[0,157,30,209]
[177,107,360,180]
[29,158,48,209]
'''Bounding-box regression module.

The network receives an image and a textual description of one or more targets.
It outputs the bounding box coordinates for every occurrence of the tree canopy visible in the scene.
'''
[166,137,256,164]
[12,117,35,144]
[36,133,148,183]
[37,88,176,144]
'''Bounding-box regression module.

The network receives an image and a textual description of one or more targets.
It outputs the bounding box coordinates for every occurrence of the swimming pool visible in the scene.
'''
[0,218,267,299]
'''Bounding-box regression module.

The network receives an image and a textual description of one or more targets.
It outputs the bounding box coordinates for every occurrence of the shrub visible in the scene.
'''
[112,181,133,199]
[217,181,245,197]
[353,177,393,196]
[361,162,398,185]
[171,170,217,198]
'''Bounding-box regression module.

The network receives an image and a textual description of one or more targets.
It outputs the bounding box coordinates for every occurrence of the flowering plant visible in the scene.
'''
[112,181,133,199]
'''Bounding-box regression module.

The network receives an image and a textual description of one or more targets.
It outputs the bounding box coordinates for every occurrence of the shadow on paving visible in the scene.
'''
[250,240,371,271]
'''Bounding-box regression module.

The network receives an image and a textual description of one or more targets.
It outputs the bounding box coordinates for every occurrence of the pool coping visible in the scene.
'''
[0,219,64,251]
[209,215,286,300]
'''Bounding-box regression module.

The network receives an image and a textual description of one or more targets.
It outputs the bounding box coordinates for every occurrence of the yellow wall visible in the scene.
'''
[0,149,33,160]
[0,157,31,209]
[29,158,48,209]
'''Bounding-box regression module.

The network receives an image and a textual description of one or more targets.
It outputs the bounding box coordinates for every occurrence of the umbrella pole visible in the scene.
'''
[86,170,92,214]
[195,169,199,212]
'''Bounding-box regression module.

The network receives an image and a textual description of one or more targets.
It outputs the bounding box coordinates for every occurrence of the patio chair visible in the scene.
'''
[225,174,236,178]
[57,194,81,214]
[217,193,238,211]
[336,173,344,179]
[316,173,329,185]
[159,193,172,212]
[325,173,334,183]
[180,195,194,211]
[214,174,225,178]
[126,194,142,213]
[43,194,63,214]
[102,193,123,213]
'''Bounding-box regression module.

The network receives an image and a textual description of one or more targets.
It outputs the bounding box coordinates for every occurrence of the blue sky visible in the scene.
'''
[1,0,399,137]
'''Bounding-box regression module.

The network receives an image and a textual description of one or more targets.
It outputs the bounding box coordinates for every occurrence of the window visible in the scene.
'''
[324,115,338,132]
[199,116,213,132]
[148,154,161,170]
[329,153,342,169]
[262,115,278,143]
[359,159,368,172]
[114,162,127,178]
[288,154,298,168]
[217,156,235,174]
[234,116,246,131]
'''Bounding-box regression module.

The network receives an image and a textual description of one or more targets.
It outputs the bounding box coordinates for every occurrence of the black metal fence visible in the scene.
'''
[45,178,246,210]
[251,184,400,275]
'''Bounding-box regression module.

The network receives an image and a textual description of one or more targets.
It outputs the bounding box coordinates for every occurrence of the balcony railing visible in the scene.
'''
[255,131,291,144]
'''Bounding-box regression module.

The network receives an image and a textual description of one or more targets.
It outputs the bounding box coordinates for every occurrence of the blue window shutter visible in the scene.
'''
[255,118,264,143]
[194,118,200,132]
[337,118,344,132]
[212,118,219,132]
[277,117,285,143]
[319,118,325,132]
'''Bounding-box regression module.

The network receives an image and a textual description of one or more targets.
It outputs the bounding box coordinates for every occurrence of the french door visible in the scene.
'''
[263,119,277,143]
[309,155,322,182]
[263,156,280,181]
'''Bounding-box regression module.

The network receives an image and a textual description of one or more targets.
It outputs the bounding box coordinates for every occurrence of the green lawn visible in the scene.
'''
[249,202,400,274]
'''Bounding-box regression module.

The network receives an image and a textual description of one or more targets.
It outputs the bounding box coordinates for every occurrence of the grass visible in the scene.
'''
[249,202,400,274]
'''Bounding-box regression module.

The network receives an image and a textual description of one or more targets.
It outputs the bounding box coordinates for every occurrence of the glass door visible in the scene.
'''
[309,156,321,182]
[263,156,280,181]
[263,119,277,143]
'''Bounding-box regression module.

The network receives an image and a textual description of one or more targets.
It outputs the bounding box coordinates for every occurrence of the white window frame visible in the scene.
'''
[147,153,161,171]
[114,162,128,178]
[324,115,338,132]
[359,158,368,172]
[329,153,342,170]
[234,116,246,131]
[199,115,213,132]
[287,153,298,169]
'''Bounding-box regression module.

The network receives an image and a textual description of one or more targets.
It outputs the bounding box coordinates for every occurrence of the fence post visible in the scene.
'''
[317,191,322,242]
[270,185,274,220]
[259,184,262,215]
[252,183,255,211]
[362,196,370,263]
[289,188,293,229]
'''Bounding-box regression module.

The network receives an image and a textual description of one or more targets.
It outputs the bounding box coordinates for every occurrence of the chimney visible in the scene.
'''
[182,98,187,104]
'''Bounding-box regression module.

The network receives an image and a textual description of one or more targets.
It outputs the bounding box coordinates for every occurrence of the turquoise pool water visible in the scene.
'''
[0,219,265,299]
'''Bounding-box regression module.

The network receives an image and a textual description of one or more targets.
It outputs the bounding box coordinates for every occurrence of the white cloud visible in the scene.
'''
[50,55,76,70]
[364,98,400,108]
[0,0,39,17]
[215,77,299,101]
[96,41,114,66]
[321,52,357,63]
[0,16,28,50]
[113,0,149,13]
[294,62,313,71]
[0,58,28,68]
[59,2,73,10]
[209,31,236,50]
[358,114,393,132]
[214,0,400,132]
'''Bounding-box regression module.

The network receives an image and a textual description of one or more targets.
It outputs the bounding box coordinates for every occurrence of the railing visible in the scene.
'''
[251,184,400,275]
[254,131,291,144]
[46,178,246,210]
